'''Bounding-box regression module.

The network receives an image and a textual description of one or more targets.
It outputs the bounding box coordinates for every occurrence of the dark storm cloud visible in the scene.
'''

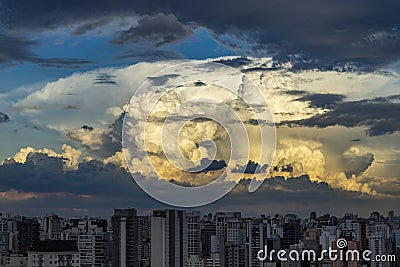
[112,13,192,46]
[0,112,10,123]
[296,93,346,109]
[0,33,35,63]
[2,0,400,66]
[232,160,269,174]
[72,19,110,36]
[0,152,397,217]
[187,158,227,172]
[0,33,95,68]
[283,95,400,136]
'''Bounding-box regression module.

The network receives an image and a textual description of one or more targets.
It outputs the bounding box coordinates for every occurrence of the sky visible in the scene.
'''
[0,0,399,218]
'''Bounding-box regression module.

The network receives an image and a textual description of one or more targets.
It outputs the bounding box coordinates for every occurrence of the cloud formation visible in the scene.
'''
[2,0,400,66]
[0,112,10,123]
[285,95,400,136]
[8,58,400,198]
[0,33,94,68]
[0,147,397,217]
[113,13,192,47]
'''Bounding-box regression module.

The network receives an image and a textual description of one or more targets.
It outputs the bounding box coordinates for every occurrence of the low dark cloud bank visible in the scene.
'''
[0,150,397,217]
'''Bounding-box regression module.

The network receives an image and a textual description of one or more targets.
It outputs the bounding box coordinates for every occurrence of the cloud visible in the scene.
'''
[343,147,374,178]
[0,112,10,123]
[3,0,400,66]
[29,58,95,69]
[0,33,36,64]
[6,144,81,171]
[12,61,173,131]
[0,33,94,68]
[0,148,397,217]
[112,13,192,47]
[295,93,345,109]
[284,95,400,136]
[66,114,123,158]
[72,18,110,36]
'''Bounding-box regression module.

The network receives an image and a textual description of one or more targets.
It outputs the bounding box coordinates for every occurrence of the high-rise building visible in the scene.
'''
[186,211,201,264]
[282,214,301,249]
[201,221,216,259]
[42,214,62,241]
[224,243,245,267]
[226,216,245,246]
[138,215,151,267]
[0,213,9,265]
[63,219,110,267]
[395,229,400,248]
[17,218,40,255]
[369,234,385,267]
[249,218,271,267]
[151,210,187,267]
[111,208,139,267]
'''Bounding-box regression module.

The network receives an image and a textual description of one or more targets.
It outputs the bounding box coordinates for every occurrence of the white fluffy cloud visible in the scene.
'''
[8,144,81,171]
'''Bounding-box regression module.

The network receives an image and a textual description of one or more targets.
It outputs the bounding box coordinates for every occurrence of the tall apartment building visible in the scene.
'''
[138,215,151,267]
[111,209,139,267]
[224,243,245,267]
[0,213,9,265]
[200,220,216,259]
[249,218,271,267]
[63,219,110,267]
[282,214,301,249]
[187,211,201,263]
[151,210,187,267]
[17,218,40,255]
[41,214,62,240]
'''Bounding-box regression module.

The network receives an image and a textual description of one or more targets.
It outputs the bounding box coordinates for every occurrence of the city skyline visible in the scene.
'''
[0,208,399,267]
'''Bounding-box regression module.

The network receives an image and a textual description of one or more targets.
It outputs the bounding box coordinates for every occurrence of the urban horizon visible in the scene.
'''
[1,208,399,266]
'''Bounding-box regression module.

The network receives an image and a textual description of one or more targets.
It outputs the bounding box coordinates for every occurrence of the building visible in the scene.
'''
[282,214,301,249]
[3,255,28,267]
[64,219,110,267]
[151,210,187,267]
[201,220,216,259]
[17,218,40,255]
[0,213,9,265]
[27,240,79,267]
[249,218,270,267]
[224,243,245,267]
[41,214,62,241]
[111,208,139,267]
[369,234,385,267]
[203,253,221,267]
[187,211,201,264]
[138,215,151,267]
